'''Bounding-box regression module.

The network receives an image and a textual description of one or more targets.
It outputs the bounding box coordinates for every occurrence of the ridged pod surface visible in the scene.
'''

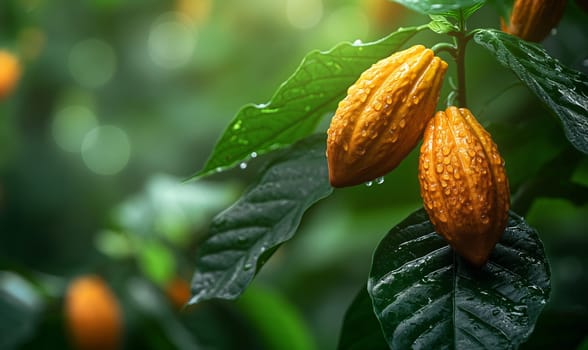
[418,107,510,267]
[327,45,447,187]
[501,0,567,42]
[65,275,123,350]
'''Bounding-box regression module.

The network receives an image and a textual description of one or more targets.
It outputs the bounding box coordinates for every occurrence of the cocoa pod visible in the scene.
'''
[327,45,448,187]
[0,50,21,100]
[65,275,123,350]
[418,107,510,267]
[501,0,567,42]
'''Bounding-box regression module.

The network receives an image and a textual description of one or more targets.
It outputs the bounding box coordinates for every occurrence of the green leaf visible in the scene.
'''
[391,0,486,15]
[474,29,588,155]
[428,15,458,34]
[189,134,332,303]
[368,208,550,349]
[193,27,422,179]
[338,287,389,350]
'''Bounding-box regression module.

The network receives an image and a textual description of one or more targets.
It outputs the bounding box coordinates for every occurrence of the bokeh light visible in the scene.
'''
[81,125,131,175]
[286,0,323,29]
[148,12,197,69]
[68,39,116,88]
[51,106,98,153]
[324,5,369,43]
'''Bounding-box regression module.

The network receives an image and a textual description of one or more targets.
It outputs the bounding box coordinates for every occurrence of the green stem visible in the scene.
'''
[455,36,467,107]
[454,10,468,108]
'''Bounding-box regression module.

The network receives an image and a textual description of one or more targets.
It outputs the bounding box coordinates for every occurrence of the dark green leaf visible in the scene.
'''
[338,287,389,350]
[0,290,40,349]
[369,208,550,349]
[391,0,486,15]
[474,29,588,155]
[190,134,332,303]
[193,27,422,179]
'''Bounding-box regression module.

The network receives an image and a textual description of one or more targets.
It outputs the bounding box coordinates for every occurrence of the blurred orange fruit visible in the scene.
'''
[165,277,191,309]
[64,275,123,350]
[175,0,212,26]
[0,51,21,100]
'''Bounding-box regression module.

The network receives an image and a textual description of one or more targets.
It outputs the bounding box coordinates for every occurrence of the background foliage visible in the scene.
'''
[1,0,588,349]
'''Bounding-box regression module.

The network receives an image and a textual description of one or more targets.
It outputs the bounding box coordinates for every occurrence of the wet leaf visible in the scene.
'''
[193,27,422,179]
[189,134,332,303]
[368,208,550,349]
[474,29,588,155]
[338,287,388,350]
[392,0,486,16]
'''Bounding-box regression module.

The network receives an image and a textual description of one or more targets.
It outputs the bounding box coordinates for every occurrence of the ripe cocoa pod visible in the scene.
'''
[65,275,123,350]
[418,107,510,267]
[326,45,448,187]
[165,277,191,309]
[501,0,567,42]
[0,50,21,100]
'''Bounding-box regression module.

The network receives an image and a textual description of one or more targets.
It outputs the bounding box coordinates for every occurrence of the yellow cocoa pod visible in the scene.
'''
[326,45,447,187]
[418,107,510,267]
[501,0,567,42]
[64,275,123,350]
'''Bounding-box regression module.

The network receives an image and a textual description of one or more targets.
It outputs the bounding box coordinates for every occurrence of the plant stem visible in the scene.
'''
[453,10,468,108]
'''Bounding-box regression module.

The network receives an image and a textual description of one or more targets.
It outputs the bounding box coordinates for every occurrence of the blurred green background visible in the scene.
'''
[1,0,588,349]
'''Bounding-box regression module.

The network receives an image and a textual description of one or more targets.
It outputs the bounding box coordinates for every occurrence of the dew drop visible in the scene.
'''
[352,39,363,46]
[399,119,406,128]
[365,181,373,187]
[250,151,258,158]
[442,145,451,156]
[373,101,382,111]
[215,167,223,173]
[453,169,461,179]
[480,213,490,224]
[436,164,443,173]
[390,132,399,143]
[239,162,248,169]
[243,263,253,270]
[376,176,385,185]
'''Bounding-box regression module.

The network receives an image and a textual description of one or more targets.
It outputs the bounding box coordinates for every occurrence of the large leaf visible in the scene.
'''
[474,29,588,155]
[368,208,550,349]
[338,287,388,350]
[189,134,332,303]
[391,0,486,15]
[194,27,423,178]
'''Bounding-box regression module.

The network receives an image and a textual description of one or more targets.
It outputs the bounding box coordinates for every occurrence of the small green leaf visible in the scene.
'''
[391,0,486,15]
[474,29,588,155]
[338,287,389,350]
[189,134,332,303]
[428,15,458,34]
[193,27,422,179]
[368,208,550,349]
